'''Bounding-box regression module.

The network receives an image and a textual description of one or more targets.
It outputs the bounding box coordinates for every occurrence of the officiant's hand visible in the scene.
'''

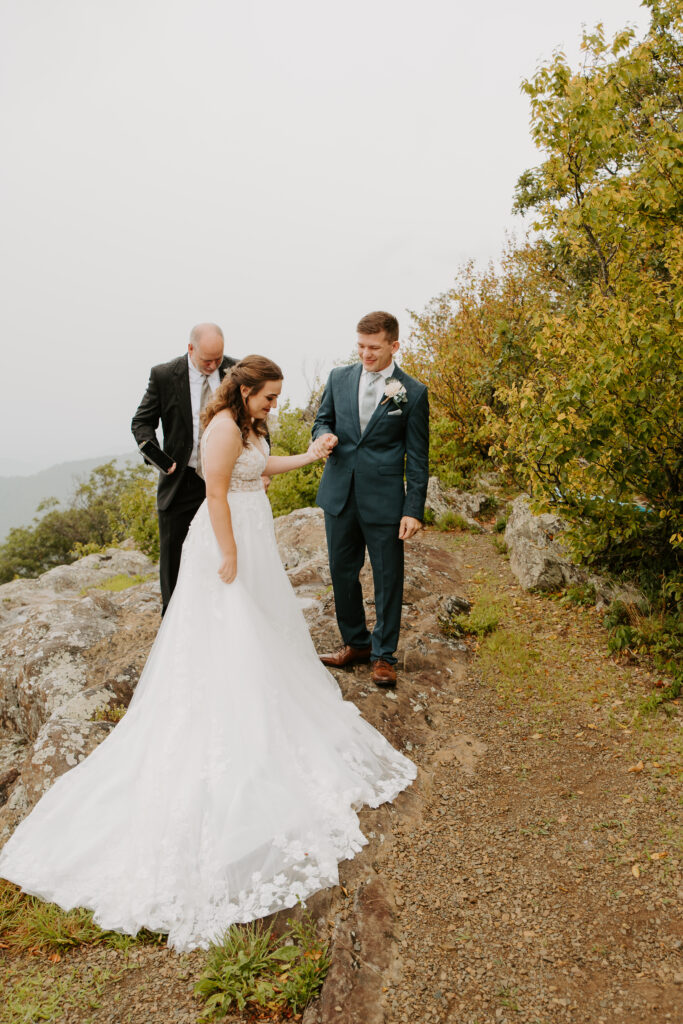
[167,462,177,474]
[218,547,237,584]
[398,516,421,541]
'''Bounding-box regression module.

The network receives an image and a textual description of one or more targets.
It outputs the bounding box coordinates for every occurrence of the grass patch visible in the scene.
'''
[81,572,153,596]
[1,960,128,1024]
[459,592,503,637]
[0,880,164,953]
[439,590,502,640]
[195,913,330,1019]
[435,511,478,533]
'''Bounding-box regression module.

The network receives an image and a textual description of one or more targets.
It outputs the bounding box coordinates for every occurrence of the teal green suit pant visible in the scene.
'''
[324,485,404,665]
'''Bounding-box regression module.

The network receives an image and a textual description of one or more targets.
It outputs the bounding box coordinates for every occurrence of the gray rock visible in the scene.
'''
[504,495,579,591]
[425,478,485,532]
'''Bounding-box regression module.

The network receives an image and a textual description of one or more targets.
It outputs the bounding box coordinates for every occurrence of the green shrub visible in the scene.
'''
[267,400,324,518]
[0,461,159,582]
[491,6,682,586]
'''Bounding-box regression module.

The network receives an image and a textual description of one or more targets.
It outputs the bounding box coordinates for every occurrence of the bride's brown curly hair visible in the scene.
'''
[201,355,283,445]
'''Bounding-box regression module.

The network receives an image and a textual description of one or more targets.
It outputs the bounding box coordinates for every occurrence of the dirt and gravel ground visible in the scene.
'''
[2,528,681,1024]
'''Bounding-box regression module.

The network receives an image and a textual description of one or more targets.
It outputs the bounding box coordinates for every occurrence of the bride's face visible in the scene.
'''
[244,379,283,420]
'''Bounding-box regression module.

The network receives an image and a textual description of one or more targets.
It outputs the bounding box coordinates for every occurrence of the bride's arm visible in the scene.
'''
[264,436,337,476]
[203,419,243,583]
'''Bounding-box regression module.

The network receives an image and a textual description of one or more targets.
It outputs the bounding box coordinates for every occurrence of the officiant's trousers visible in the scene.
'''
[324,485,404,665]
[158,466,205,615]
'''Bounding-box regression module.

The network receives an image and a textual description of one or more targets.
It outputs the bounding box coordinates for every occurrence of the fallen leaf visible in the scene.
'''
[558,815,568,823]
[531,733,543,740]
[586,723,598,730]
[627,761,644,773]
[631,864,641,878]
[48,953,61,963]
[340,885,349,897]
[649,852,668,861]
[574,731,584,738]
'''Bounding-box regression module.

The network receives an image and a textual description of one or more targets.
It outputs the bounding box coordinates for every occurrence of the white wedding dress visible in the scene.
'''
[0,431,416,951]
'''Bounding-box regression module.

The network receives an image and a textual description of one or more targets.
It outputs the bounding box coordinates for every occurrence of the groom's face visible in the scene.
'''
[357,331,399,373]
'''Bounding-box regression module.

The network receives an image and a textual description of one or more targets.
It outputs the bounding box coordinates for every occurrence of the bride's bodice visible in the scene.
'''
[229,439,268,493]
[200,420,268,493]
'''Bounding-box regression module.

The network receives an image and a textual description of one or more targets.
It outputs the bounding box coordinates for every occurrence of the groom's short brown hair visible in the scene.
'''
[357,311,399,342]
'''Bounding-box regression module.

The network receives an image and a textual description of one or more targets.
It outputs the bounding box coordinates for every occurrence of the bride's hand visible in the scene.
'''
[308,434,337,461]
[218,549,237,584]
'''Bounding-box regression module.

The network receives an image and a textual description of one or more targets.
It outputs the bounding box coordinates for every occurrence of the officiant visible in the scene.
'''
[131,323,237,614]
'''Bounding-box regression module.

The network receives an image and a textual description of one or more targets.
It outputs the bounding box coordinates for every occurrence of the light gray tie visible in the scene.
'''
[195,376,213,478]
[359,371,381,433]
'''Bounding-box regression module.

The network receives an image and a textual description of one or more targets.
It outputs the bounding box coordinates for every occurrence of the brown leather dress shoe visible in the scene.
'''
[371,659,397,687]
[319,644,372,668]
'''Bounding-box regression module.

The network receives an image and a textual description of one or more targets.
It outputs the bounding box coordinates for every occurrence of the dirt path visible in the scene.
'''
[3,530,681,1024]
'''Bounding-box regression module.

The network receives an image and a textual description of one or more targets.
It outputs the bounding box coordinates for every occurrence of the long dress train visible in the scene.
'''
[0,435,416,951]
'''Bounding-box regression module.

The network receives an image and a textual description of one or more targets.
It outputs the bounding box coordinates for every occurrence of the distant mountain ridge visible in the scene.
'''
[0,453,139,543]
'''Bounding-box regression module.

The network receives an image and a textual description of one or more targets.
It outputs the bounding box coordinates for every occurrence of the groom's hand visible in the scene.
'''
[311,434,338,460]
[398,516,421,541]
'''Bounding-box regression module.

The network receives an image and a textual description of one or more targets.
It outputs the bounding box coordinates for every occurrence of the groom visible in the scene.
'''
[313,311,429,686]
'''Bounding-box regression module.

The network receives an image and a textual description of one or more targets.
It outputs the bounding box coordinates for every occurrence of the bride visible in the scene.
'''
[0,355,416,952]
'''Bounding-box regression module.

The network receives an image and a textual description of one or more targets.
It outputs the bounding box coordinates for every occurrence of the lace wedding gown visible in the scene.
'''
[0,431,416,951]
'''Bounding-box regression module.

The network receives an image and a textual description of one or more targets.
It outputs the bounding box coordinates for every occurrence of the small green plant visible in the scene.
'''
[561,582,596,607]
[92,704,127,723]
[423,508,436,525]
[491,536,508,555]
[479,495,500,517]
[494,514,508,533]
[195,913,330,1019]
[603,600,631,630]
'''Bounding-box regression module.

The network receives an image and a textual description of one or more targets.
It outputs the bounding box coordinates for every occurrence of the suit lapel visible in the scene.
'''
[174,356,193,436]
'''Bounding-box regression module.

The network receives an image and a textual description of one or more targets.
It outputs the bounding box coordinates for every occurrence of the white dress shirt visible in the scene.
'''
[358,359,395,421]
[187,355,220,469]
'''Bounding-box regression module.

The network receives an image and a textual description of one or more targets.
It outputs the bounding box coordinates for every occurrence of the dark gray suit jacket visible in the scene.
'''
[131,354,237,511]
[313,362,429,524]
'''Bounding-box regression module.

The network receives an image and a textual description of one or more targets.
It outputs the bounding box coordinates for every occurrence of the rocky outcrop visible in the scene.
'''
[0,507,473,845]
[503,496,649,612]
[504,495,580,591]
[425,477,487,532]
[0,548,160,840]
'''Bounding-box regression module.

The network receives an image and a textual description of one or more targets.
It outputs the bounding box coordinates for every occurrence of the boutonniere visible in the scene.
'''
[381,378,408,408]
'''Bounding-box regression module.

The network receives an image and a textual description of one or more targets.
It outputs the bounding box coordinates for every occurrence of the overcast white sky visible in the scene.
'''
[1,0,649,473]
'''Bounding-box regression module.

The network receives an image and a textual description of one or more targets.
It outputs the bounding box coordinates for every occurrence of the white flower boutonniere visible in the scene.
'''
[381,378,408,408]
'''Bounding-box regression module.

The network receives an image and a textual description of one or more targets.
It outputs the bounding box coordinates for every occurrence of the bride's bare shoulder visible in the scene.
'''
[207,412,241,440]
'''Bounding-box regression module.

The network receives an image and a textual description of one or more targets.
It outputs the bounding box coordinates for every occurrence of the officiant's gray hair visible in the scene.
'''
[189,323,224,346]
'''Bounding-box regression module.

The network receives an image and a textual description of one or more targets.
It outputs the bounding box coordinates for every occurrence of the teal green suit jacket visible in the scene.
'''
[313,363,429,524]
